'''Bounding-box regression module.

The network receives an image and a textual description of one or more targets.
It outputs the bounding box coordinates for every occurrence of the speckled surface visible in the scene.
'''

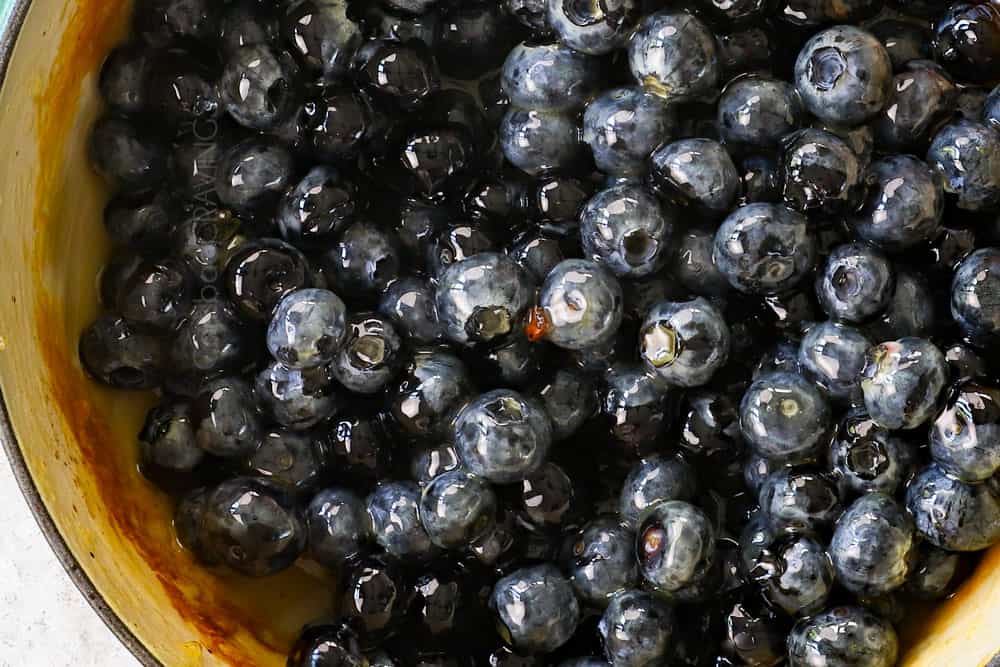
[0,445,136,666]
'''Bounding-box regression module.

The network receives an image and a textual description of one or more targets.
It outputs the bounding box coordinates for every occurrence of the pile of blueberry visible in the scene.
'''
[80,0,1000,664]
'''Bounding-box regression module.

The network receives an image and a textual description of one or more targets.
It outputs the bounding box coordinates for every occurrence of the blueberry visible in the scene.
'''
[505,0,549,32]
[830,493,914,596]
[225,239,311,320]
[172,211,247,284]
[104,189,175,252]
[266,288,347,370]
[500,109,583,177]
[598,590,673,667]
[762,536,834,617]
[464,176,529,225]
[737,154,784,205]
[479,331,546,389]
[217,1,277,56]
[602,363,671,456]
[116,259,193,332]
[326,413,394,486]
[398,126,476,202]
[926,119,1000,212]
[794,26,892,126]
[759,469,842,535]
[933,3,1000,84]
[713,203,816,296]
[717,74,804,150]
[869,19,931,71]
[873,62,957,154]
[436,3,514,78]
[669,229,729,299]
[563,518,638,605]
[246,428,327,496]
[416,470,497,550]
[491,564,580,654]
[931,381,1000,483]
[389,349,475,440]
[828,412,915,498]
[324,221,401,301]
[787,606,898,667]
[217,44,298,131]
[798,321,870,404]
[580,184,673,279]
[583,87,675,176]
[378,277,442,344]
[520,462,575,528]
[167,301,252,394]
[816,119,874,168]
[944,342,988,381]
[531,176,592,237]
[639,298,730,388]
[189,377,260,458]
[436,253,534,347]
[330,313,402,395]
[501,41,600,114]
[341,554,410,640]
[133,0,218,47]
[637,500,715,594]
[255,361,338,430]
[905,543,962,600]
[426,223,497,278]
[815,243,894,324]
[454,389,552,484]
[740,372,833,463]
[215,138,296,214]
[530,259,624,351]
[411,444,462,487]
[282,0,360,81]
[743,454,776,498]
[509,233,565,285]
[547,0,640,55]
[649,138,739,216]
[307,89,376,162]
[530,367,597,441]
[145,49,221,127]
[366,481,436,560]
[278,166,358,250]
[88,116,167,193]
[781,128,863,215]
[619,455,696,529]
[679,391,741,461]
[139,400,204,473]
[861,338,947,430]
[79,315,163,389]
[866,268,935,342]
[628,11,719,102]
[288,623,366,667]
[99,44,151,114]
[199,477,306,576]
[907,464,1000,552]
[356,39,439,110]
[721,597,786,667]
[951,248,1000,346]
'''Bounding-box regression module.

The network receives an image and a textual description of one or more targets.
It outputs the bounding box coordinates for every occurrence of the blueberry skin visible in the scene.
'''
[649,138,739,215]
[580,184,673,279]
[491,564,580,654]
[852,155,943,252]
[713,203,816,296]
[816,243,894,324]
[167,302,251,395]
[426,223,497,278]
[535,259,624,351]
[378,277,442,344]
[637,500,715,594]
[583,87,675,176]
[830,493,914,596]
[763,536,834,617]
[906,464,1000,552]
[798,321,870,404]
[330,313,402,395]
[639,298,730,388]
[192,377,260,458]
[619,455,697,529]
[389,349,474,440]
[199,477,306,576]
[932,2,1000,84]
[454,389,552,484]
[225,240,312,322]
[861,338,947,431]
[283,0,360,80]
[117,259,192,332]
[794,26,892,126]
[215,138,296,214]
[308,89,375,163]
[505,0,549,32]
[717,74,804,149]
[563,518,638,605]
[781,129,863,216]
[306,487,370,569]
[416,470,496,550]
[139,400,204,472]
[628,11,719,102]
[931,381,1000,483]
[436,253,534,347]
[530,368,598,441]
[277,166,358,250]
[721,598,786,667]
[598,590,674,667]
[88,116,167,193]
[355,39,439,110]
[267,288,347,369]
[740,372,833,463]
[743,453,776,497]
[366,481,436,560]
[254,361,338,431]
[547,0,640,55]
[787,606,898,667]
[905,543,961,600]
[502,42,601,112]
[520,462,574,528]
[602,364,670,456]
[873,62,957,153]
[759,470,842,535]
[219,44,298,131]
[500,109,583,177]
[951,248,1000,345]
[927,119,1000,212]
[325,221,401,302]
[828,412,915,498]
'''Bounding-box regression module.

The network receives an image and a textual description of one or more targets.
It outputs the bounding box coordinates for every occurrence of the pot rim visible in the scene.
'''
[0,2,158,664]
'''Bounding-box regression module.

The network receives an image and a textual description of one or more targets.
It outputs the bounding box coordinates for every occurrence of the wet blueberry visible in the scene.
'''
[650,138,739,216]
[277,166,358,249]
[88,116,167,193]
[215,138,296,214]
[509,233,564,284]
[437,253,534,347]
[639,298,730,388]
[828,412,915,498]
[759,469,842,536]
[931,380,1000,483]
[99,44,151,114]
[254,361,339,430]
[869,19,931,71]
[830,493,914,596]
[873,62,958,154]
[905,543,962,600]
[283,0,361,81]
[219,44,298,131]
[225,239,311,321]
[520,462,575,528]
[367,481,436,560]
[217,1,277,56]
[80,315,164,389]
[637,500,715,595]
[547,0,640,55]
[426,223,497,278]
[419,470,497,549]
[619,455,697,529]
[330,313,402,395]
[531,259,624,351]
[951,248,1000,346]
[500,109,584,177]
[398,126,476,202]
[932,2,1000,84]
[866,268,935,342]
[139,400,204,473]
[787,606,898,667]
[762,536,834,617]
[411,443,463,486]
[530,367,597,441]
[580,184,673,279]
[564,518,638,605]
[355,39,440,110]
[583,86,675,176]
[628,11,719,102]
[288,623,366,667]
[341,554,410,640]
[717,74,804,150]
[740,372,833,463]
[104,189,175,252]
[389,349,475,440]
[782,128,863,216]
[324,221,401,301]
[191,377,260,458]
[133,0,218,47]
[117,259,193,332]
[308,89,375,162]
[436,4,514,79]
[907,464,1000,552]
[926,119,1000,212]
[502,41,602,112]
[597,590,674,667]
[861,338,947,430]
[816,243,894,324]
[167,301,252,395]
[852,154,943,252]
[798,321,870,404]
[602,363,671,456]
[669,229,729,298]
[327,413,394,485]
[379,277,442,344]
[491,564,580,654]
[267,288,347,369]
[246,428,327,496]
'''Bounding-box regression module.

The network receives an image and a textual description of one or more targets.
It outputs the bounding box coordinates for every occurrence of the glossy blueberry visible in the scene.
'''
[398,126,476,202]
[115,259,192,332]
[781,128,863,216]
[794,26,892,126]
[145,50,220,126]
[639,298,730,388]
[563,518,638,605]
[188,377,259,459]
[500,109,583,177]
[873,62,957,153]
[215,138,295,214]
[509,233,564,285]
[531,259,623,351]
[463,175,529,225]
[133,0,218,47]
[411,443,462,487]
[738,154,784,206]
[362,5,439,46]
[389,349,474,440]
[865,268,935,342]
[717,74,804,149]
[277,166,358,250]
[104,189,174,251]
[905,544,961,600]
[520,462,574,528]
[502,42,601,113]
[861,338,947,430]
[530,367,597,441]
[927,119,1000,212]
[246,428,326,496]
[951,248,1000,345]
[199,477,306,576]
[167,301,251,395]
[944,342,988,381]
[356,39,439,110]
[326,413,393,485]
[931,381,1000,483]
[505,0,549,32]
[454,389,552,484]
[217,1,277,56]
[436,253,533,347]
[637,500,715,594]
[288,623,366,667]
[907,464,1000,552]
[305,487,369,569]
[619,455,696,529]
[788,606,898,667]
[139,400,204,473]
[650,138,739,216]
[598,590,673,667]
[254,361,338,430]
[218,44,298,131]
[172,210,247,284]
[869,19,931,71]
[479,331,546,389]
[743,454,776,497]
[366,481,436,560]
[583,87,675,176]
[547,0,640,55]
[628,11,718,102]
[851,154,943,252]
[602,364,670,456]
[531,176,591,237]
[828,412,914,498]
[307,89,375,162]
[416,470,496,550]
[815,243,893,324]
[713,203,816,296]
[99,44,151,114]
[266,288,347,369]
[759,470,842,535]
[283,0,360,80]
[341,554,409,639]
[986,83,1000,129]
[721,597,786,667]
[830,493,914,596]
[740,372,832,463]
[378,277,442,344]
[678,391,741,461]
[225,240,311,321]
[330,313,402,395]
[798,321,870,404]
[580,184,672,279]
[762,536,834,617]
[933,2,1000,84]
[325,221,401,301]
[491,564,579,654]
[425,222,491,280]
[669,229,729,298]
[88,116,167,193]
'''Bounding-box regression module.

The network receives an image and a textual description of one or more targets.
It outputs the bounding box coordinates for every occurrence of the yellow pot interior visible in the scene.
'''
[0,0,997,665]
